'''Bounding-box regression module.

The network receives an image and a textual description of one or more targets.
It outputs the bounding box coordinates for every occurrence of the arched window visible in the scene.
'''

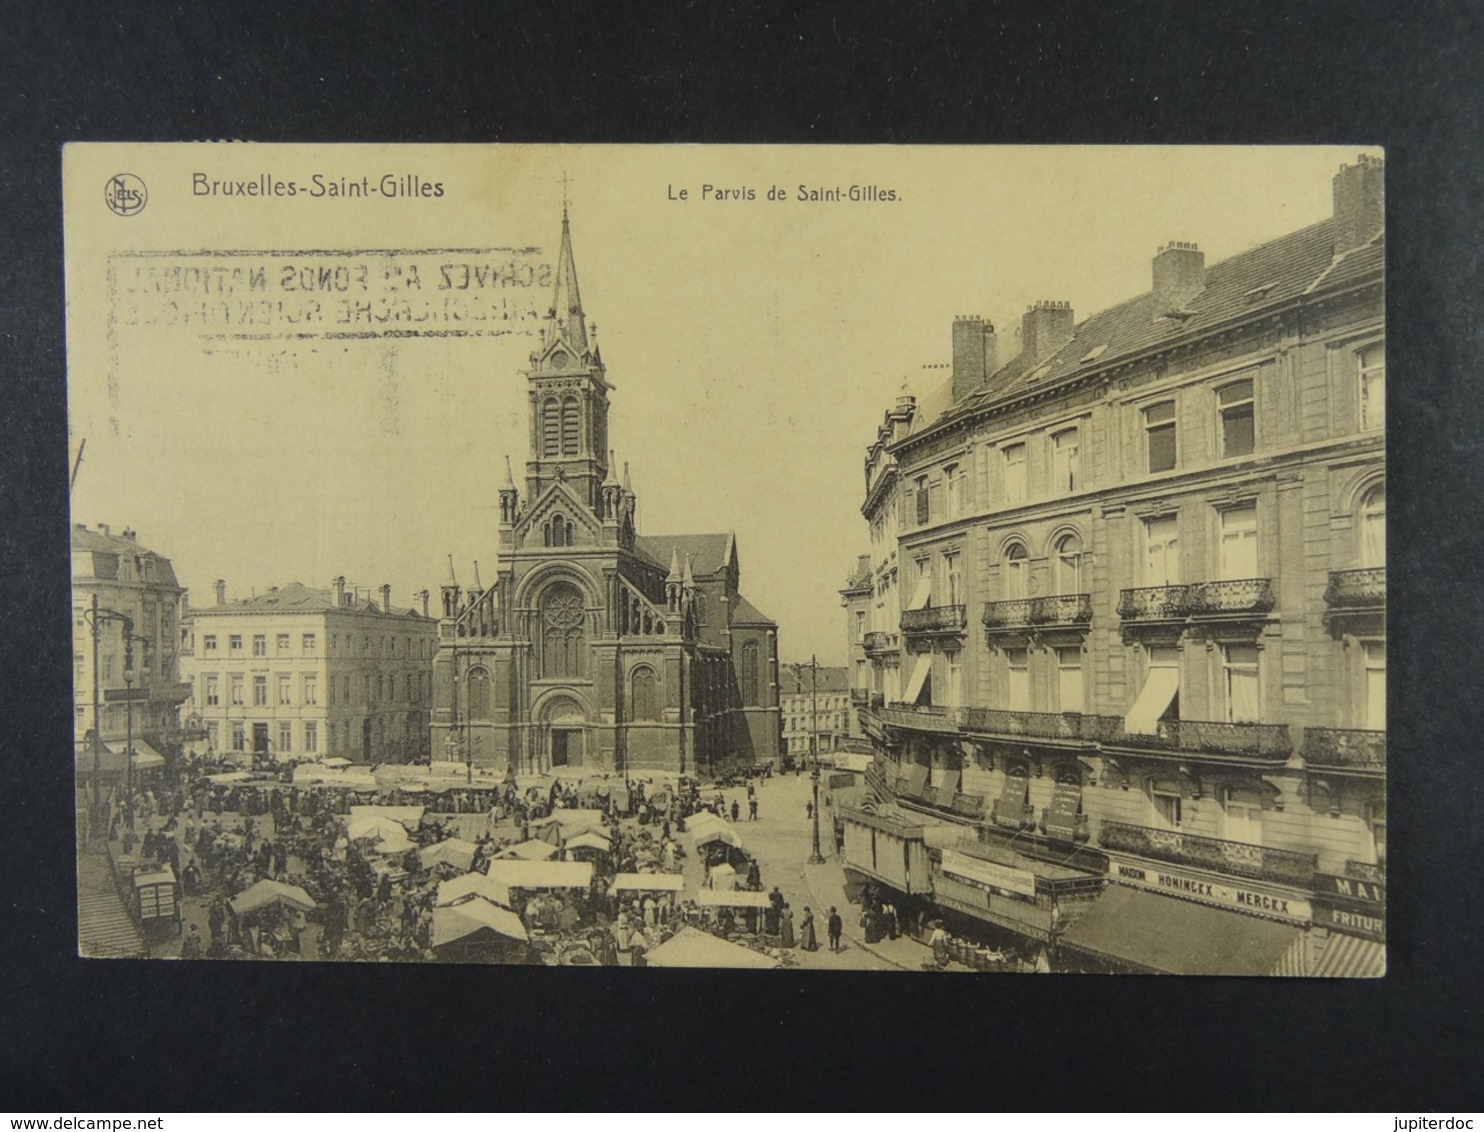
[631,666,657,721]
[1360,482,1386,568]
[560,396,580,456]
[544,514,571,548]
[541,397,561,457]
[1003,542,1028,600]
[692,590,707,626]
[1053,533,1083,594]
[540,582,586,679]
[466,665,491,720]
[741,640,760,705]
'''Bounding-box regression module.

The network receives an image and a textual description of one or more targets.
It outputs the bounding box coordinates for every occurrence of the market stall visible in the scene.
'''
[132,864,181,939]
[420,837,478,873]
[495,838,559,861]
[431,899,533,964]
[642,926,779,970]
[436,872,513,909]
[228,878,317,917]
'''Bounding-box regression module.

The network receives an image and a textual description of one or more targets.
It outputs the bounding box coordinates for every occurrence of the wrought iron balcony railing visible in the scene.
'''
[1117,584,1193,620]
[981,598,1035,629]
[950,792,987,820]
[901,605,968,635]
[880,703,960,734]
[1301,727,1386,772]
[1110,718,1293,761]
[1189,578,1276,616]
[1098,819,1316,886]
[983,593,1094,630]
[958,707,1122,744]
[1324,567,1386,609]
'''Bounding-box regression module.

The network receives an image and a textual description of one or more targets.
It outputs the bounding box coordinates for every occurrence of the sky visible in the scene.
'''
[65,144,1381,665]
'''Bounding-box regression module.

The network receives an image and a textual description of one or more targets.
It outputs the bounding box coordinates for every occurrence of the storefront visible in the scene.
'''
[926,840,1103,946]
[839,803,933,897]
[1307,870,1386,978]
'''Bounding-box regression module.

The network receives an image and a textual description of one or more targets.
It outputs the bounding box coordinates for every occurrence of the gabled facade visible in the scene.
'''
[431,209,781,776]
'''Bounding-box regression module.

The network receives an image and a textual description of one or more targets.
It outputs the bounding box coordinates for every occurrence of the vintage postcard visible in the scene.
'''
[65,143,1384,974]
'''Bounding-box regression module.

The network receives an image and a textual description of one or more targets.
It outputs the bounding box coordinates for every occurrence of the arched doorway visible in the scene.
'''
[541,696,587,768]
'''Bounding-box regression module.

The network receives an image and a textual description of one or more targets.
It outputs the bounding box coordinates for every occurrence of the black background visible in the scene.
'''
[2,0,1481,1112]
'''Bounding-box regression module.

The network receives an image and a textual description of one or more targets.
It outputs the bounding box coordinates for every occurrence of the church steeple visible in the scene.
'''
[544,205,589,354]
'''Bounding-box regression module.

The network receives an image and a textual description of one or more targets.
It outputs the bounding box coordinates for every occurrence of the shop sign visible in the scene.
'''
[1313,903,1386,941]
[940,848,1037,898]
[1045,781,1081,841]
[1107,856,1311,924]
[1312,872,1385,906]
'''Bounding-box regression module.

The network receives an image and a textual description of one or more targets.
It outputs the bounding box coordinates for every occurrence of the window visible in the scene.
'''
[1219,504,1259,579]
[1005,648,1030,710]
[1144,401,1177,473]
[467,666,491,720]
[945,463,962,516]
[1054,533,1083,594]
[304,721,318,753]
[1056,647,1084,712]
[1359,343,1385,431]
[631,666,658,721]
[741,640,761,705]
[1218,378,1255,458]
[1145,515,1180,585]
[276,633,291,654]
[365,675,373,703]
[1364,641,1386,730]
[205,721,219,750]
[1360,483,1386,568]
[539,582,586,679]
[1152,790,1183,829]
[854,610,865,641]
[560,395,580,456]
[229,635,243,654]
[541,396,561,456]
[302,633,316,655]
[279,721,293,753]
[914,476,929,525]
[204,675,219,706]
[1003,543,1028,600]
[1003,443,1027,504]
[253,675,268,707]
[203,634,218,654]
[545,514,572,548]
[1051,429,1080,493]
[229,675,244,706]
[944,554,961,607]
[1223,644,1260,723]
[1221,786,1264,845]
[303,674,317,706]
[252,634,267,657]
[231,723,245,752]
[277,673,292,706]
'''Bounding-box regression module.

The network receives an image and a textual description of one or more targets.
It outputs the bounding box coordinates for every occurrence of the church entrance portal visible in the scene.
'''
[551,728,584,768]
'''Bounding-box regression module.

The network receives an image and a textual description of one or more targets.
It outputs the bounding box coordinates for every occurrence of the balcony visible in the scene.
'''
[983,593,1093,631]
[1117,584,1193,621]
[990,799,1037,831]
[1302,727,1386,774]
[1039,808,1092,844]
[1324,567,1386,610]
[849,688,871,706]
[862,631,895,656]
[1109,718,1293,763]
[880,703,959,734]
[901,605,967,637]
[1099,820,1316,887]
[959,707,1122,745]
[1188,578,1275,617]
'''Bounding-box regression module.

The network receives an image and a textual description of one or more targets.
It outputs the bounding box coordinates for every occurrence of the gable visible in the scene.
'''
[516,480,601,549]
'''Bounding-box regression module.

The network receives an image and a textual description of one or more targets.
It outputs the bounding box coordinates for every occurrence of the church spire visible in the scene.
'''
[544,205,588,353]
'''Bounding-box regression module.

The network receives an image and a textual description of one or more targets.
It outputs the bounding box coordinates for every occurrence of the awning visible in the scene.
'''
[432,899,528,947]
[563,831,612,853]
[497,838,558,861]
[419,837,478,872]
[900,762,929,800]
[694,889,773,909]
[436,872,513,909]
[906,571,933,612]
[229,879,317,917]
[1311,932,1386,978]
[131,740,167,768]
[1124,665,1181,735]
[484,859,593,890]
[1060,885,1301,976]
[902,653,933,705]
[611,873,686,893]
[643,926,778,969]
[936,769,960,799]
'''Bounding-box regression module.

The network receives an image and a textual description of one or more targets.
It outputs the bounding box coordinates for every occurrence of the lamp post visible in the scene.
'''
[82,595,137,840]
[788,656,826,865]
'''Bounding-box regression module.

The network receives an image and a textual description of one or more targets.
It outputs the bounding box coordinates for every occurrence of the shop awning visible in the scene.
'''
[130,740,167,768]
[935,769,960,800]
[906,572,933,612]
[1123,665,1181,735]
[1310,932,1386,978]
[902,653,933,705]
[1060,885,1301,976]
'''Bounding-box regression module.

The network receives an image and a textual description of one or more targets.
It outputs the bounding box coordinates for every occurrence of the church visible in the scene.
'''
[430,208,782,776]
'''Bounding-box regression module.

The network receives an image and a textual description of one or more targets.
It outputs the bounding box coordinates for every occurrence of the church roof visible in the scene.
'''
[635,533,734,578]
[728,593,775,626]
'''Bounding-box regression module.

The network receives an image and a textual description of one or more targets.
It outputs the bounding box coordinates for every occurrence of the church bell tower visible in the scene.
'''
[524,205,611,514]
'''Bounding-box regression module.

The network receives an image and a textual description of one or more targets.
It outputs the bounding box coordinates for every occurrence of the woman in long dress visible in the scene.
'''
[799,907,819,952]
[780,904,796,949]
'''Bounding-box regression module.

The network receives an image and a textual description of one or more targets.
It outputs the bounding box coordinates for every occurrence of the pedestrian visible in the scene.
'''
[780,903,796,949]
[800,906,819,952]
[930,921,949,968]
[179,923,203,960]
[748,797,758,821]
[883,899,899,940]
[806,799,814,821]
[730,800,740,823]
[827,906,843,952]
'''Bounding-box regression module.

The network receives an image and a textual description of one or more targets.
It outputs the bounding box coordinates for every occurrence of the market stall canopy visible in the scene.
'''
[322,757,352,769]
[437,872,512,909]
[496,839,559,862]
[229,879,317,917]
[347,815,412,843]
[205,771,254,785]
[485,859,593,891]
[420,837,478,872]
[350,805,425,829]
[693,888,773,909]
[374,835,418,855]
[432,899,529,948]
[693,824,744,850]
[643,926,778,970]
[563,831,612,853]
[130,740,167,768]
[325,772,380,790]
[611,873,686,893]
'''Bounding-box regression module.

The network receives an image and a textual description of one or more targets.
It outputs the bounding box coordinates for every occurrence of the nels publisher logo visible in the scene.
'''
[104,173,147,216]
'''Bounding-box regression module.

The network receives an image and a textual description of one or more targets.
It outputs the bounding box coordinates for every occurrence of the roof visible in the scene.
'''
[483,859,593,890]
[71,525,181,587]
[431,898,529,947]
[780,665,851,695]
[915,219,1383,442]
[642,926,778,969]
[635,533,734,578]
[728,592,776,626]
[190,581,429,619]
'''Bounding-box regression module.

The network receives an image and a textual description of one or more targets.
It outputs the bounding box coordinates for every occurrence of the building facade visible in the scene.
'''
[72,523,192,763]
[180,578,437,764]
[853,156,1385,975]
[781,664,857,761]
[429,209,782,777]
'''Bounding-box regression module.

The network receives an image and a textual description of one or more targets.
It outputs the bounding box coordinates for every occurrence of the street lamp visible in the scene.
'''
[789,656,826,865]
[81,595,139,840]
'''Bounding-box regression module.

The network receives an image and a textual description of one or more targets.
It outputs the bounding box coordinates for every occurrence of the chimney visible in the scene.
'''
[1021,301,1075,364]
[334,575,347,607]
[857,553,871,575]
[419,589,430,618]
[1332,154,1384,255]
[1152,242,1206,314]
[214,579,226,605]
[951,316,998,402]
[381,583,392,613]
[122,528,136,541]
[97,522,110,537]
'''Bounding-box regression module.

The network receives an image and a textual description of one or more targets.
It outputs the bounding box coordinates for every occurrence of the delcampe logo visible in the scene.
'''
[104,173,147,216]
